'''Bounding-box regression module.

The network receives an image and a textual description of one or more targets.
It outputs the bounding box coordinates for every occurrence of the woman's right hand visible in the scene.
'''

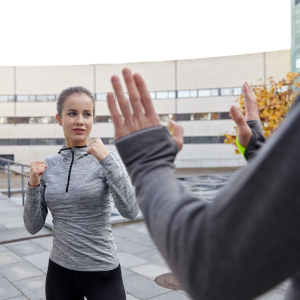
[29,161,47,187]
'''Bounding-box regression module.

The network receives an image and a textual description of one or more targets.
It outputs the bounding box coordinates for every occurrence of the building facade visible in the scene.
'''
[292,0,300,72]
[0,50,290,169]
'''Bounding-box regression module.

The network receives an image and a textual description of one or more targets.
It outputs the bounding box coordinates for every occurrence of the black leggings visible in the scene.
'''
[46,259,126,300]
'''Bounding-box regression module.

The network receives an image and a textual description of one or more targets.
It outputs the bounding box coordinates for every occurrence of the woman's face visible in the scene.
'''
[56,93,94,147]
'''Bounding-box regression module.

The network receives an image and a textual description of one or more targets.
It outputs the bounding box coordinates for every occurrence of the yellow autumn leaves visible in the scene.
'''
[224,72,300,154]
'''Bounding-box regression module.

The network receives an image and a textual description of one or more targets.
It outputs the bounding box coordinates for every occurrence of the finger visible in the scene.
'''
[134,73,160,123]
[111,76,133,123]
[107,92,123,130]
[122,69,144,116]
[168,120,184,152]
[243,82,260,121]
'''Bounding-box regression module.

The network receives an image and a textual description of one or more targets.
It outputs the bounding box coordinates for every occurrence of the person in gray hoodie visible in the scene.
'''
[107,68,300,300]
[24,86,138,300]
[230,82,300,300]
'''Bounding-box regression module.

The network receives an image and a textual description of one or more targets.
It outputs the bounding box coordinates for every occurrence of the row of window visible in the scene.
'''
[0,113,231,124]
[0,136,225,146]
[0,87,242,102]
[297,58,300,70]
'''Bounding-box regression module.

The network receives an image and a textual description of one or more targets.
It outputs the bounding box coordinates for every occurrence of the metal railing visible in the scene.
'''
[0,158,30,206]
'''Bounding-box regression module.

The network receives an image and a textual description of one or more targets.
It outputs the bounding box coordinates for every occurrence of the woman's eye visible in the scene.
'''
[69,112,76,116]
[85,113,91,117]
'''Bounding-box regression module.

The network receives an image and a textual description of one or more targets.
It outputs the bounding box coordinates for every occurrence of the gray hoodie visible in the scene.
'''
[24,144,138,271]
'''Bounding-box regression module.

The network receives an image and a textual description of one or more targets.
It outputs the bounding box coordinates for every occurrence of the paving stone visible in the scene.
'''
[112,228,139,238]
[121,267,135,278]
[40,243,52,251]
[0,261,44,282]
[23,251,50,269]
[40,267,48,274]
[30,236,53,245]
[151,291,190,299]
[123,274,170,299]
[130,226,150,235]
[117,241,153,254]
[113,236,127,244]
[13,275,46,300]
[2,222,25,230]
[127,235,156,248]
[0,246,7,253]
[6,241,48,257]
[0,225,7,231]
[136,250,168,267]
[254,288,285,300]
[0,227,51,243]
[126,294,140,300]
[130,262,170,280]
[118,252,149,269]
[0,277,22,300]
[8,297,28,300]
[0,251,23,266]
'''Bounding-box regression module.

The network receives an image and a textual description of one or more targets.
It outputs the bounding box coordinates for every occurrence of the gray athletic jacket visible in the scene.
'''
[115,95,300,300]
[24,144,138,271]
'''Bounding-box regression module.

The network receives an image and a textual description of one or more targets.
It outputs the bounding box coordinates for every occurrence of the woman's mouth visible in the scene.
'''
[73,128,86,134]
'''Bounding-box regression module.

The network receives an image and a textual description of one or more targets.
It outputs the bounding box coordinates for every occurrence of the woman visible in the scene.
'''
[24,86,138,300]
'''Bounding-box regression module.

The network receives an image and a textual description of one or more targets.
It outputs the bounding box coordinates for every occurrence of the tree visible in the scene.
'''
[224,72,300,154]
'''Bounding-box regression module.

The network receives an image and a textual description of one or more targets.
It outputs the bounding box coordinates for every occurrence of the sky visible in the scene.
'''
[0,0,291,66]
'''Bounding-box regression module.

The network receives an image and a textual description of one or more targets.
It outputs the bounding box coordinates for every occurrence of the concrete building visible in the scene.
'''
[0,50,290,169]
[292,0,300,72]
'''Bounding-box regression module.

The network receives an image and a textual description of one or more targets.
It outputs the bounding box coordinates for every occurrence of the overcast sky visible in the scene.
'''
[0,0,291,66]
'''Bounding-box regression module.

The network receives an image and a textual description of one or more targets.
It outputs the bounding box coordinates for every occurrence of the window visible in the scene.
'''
[149,92,155,99]
[159,114,175,122]
[168,91,176,98]
[48,95,56,101]
[0,117,8,124]
[220,88,233,96]
[0,96,8,102]
[17,95,29,102]
[177,90,190,98]
[156,91,168,99]
[211,89,219,96]
[198,89,210,97]
[177,114,191,121]
[296,58,300,69]
[182,136,225,144]
[219,112,230,119]
[96,93,107,101]
[28,95,36,102]
[190,90,197,98]
[211,113,219,120]
[36,95,48,102]
[233,87,242,95]
[95,116,111,123]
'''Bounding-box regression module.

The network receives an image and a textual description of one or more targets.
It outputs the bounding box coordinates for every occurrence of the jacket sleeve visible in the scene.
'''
[100,151,139,220]
[23,176,48,235]
[243,120,267,161]
[115,97,300,300]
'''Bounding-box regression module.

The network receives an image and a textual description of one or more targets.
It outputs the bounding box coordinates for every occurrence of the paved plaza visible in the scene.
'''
[0,173,291,299]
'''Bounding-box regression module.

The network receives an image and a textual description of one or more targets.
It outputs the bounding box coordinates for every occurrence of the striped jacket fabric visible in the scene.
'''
[24,144,138,271]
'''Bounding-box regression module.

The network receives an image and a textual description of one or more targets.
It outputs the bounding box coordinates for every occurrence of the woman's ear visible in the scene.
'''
[56,114,62,126]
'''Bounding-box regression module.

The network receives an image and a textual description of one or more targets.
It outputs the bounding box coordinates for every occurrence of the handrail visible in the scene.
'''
[0,158,29,205]
[0,166,30,177]
[0,157,30,168]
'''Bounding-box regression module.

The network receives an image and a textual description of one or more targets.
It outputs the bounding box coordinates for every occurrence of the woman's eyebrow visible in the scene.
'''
[67,109,77,112]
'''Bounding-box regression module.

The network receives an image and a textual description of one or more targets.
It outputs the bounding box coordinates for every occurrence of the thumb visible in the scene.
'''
[168,120,184,152]
[230,105,252,148]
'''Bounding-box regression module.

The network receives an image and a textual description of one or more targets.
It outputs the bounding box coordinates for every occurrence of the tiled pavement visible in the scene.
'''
[0,221,290,300]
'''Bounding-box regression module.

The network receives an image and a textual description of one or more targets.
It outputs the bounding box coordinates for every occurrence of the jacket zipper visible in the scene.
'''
[66,147,75,193]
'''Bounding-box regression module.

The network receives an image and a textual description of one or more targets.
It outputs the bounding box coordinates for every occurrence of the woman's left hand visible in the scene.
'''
[86,138,110,161]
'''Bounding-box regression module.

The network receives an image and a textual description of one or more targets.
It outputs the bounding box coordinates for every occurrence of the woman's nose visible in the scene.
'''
[75,115,84,125]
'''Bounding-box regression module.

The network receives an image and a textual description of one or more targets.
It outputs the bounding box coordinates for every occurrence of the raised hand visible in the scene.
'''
[86,138,109,161]
[230,82,260,148]
[107,69,184,152]
[29,161,47,187]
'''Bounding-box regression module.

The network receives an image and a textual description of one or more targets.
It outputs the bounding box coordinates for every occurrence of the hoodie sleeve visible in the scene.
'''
[114,95,300,300]
[99,151,138,220]
[23,176,48,235]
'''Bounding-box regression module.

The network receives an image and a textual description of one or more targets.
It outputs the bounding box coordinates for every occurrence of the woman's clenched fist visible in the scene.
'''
[29,161,47,187]
[86,138,110,162]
